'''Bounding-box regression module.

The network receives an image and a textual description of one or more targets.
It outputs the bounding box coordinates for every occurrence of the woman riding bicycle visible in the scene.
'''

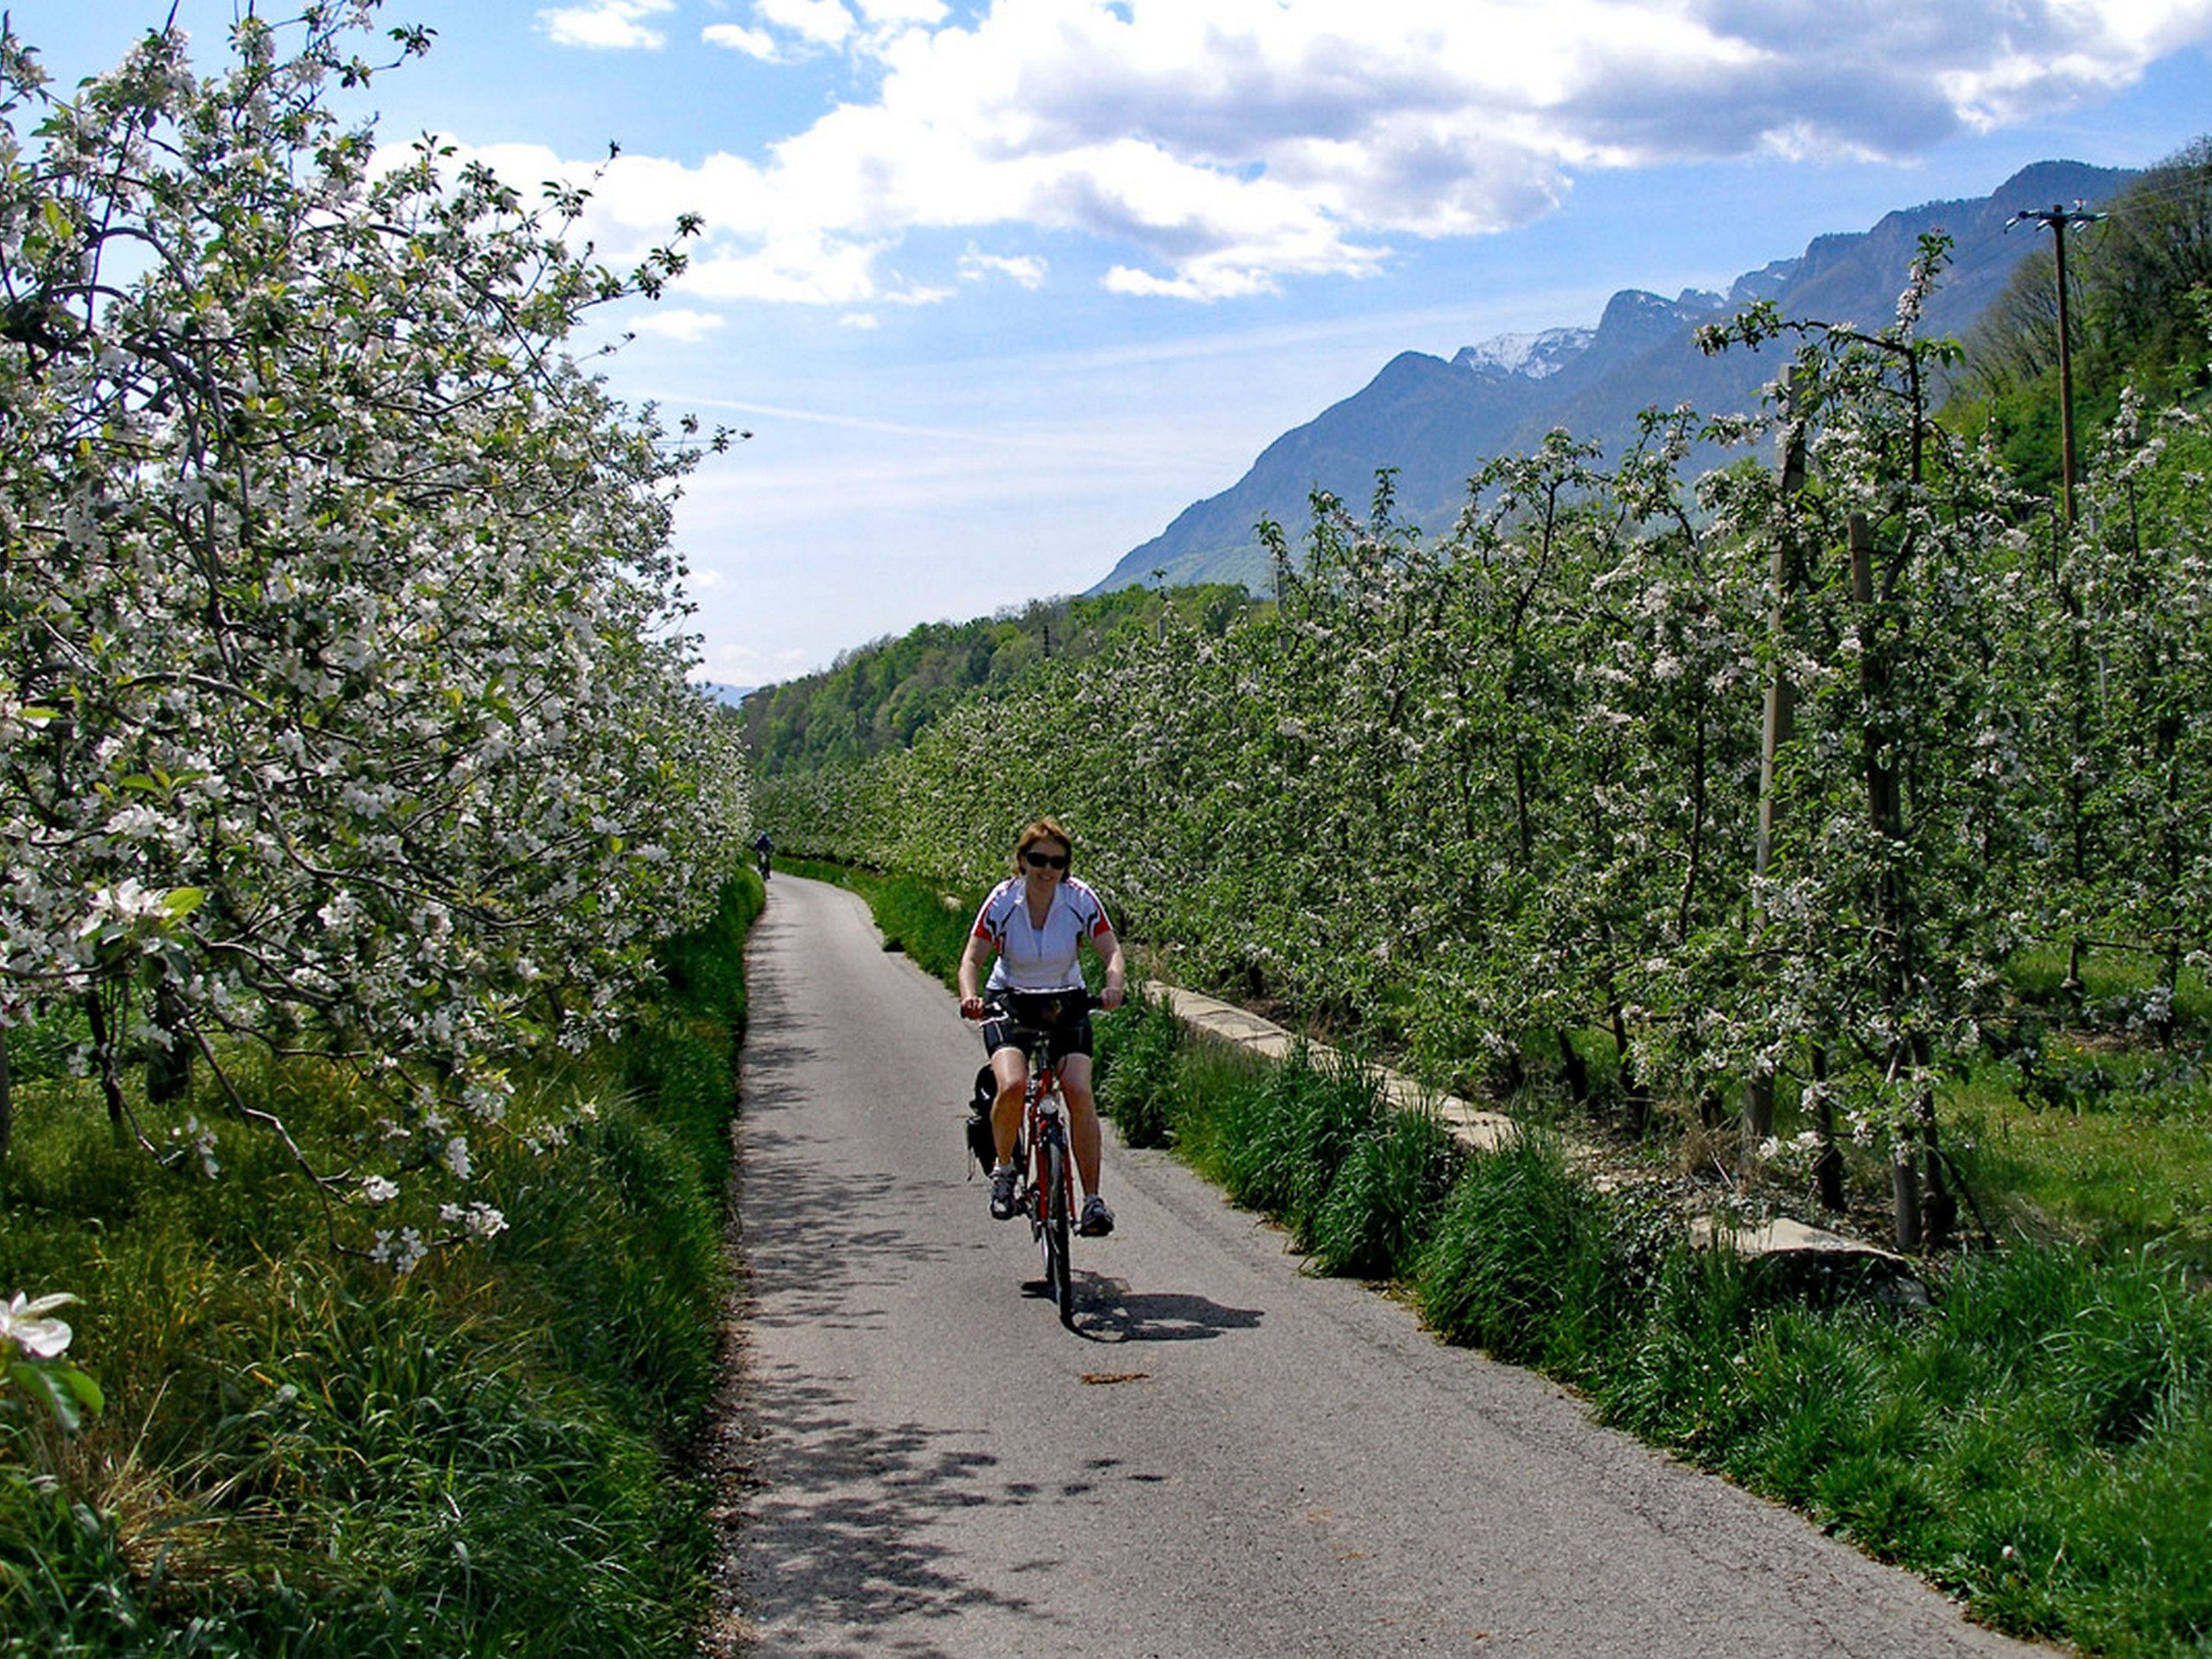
[957,817,1128,1237]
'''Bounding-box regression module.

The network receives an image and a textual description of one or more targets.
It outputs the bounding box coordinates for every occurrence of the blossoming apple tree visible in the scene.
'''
[0,4,746,1260]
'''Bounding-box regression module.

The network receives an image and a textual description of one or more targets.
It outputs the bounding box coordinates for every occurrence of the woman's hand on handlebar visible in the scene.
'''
[1099,981,1126,1012]
[959,994,986,1021]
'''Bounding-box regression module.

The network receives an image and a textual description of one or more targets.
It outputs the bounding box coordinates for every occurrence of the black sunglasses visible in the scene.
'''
[1023,851,1070,870]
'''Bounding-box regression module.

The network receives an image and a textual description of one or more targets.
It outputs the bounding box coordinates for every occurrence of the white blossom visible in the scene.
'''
[1,1292,76,1360]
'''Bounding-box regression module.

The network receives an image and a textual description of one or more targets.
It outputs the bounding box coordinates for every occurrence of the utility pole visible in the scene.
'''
[2009,202,2105,1007]
[2007,203,2105,530]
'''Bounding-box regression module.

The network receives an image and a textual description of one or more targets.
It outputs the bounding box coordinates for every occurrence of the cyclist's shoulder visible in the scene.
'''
[974,876,1022,920]
[1061,874,1112,924]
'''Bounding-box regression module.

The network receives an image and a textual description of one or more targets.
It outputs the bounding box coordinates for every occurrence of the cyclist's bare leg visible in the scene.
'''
[988,1046,1028,1166]
[1059,1054,1103,1196]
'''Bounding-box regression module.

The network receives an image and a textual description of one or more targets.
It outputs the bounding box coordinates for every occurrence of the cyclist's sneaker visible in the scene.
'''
[988,1164,1020,1221]
[1077,1195,1116,1237]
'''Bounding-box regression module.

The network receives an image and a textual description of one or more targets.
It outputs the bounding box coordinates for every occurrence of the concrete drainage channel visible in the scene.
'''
[1152,983,1928,1306]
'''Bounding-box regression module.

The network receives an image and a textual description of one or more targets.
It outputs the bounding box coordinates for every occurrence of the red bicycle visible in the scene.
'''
[976,991,1090,1327]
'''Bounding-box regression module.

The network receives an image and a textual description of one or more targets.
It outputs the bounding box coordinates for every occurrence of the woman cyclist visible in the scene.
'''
[957,817,1128,1237]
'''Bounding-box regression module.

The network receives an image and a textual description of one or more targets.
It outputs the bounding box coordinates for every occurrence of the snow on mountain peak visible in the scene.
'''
[1452,327,1593,381]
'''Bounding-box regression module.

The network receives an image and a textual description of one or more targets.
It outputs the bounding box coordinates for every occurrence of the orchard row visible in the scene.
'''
[763,241,2211,1249]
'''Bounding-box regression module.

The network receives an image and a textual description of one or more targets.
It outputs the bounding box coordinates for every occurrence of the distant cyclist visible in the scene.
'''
[752,829,772,880]
[957,817,1128,1236]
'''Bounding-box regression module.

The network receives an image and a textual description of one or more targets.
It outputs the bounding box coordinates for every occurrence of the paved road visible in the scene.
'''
[718,875,2044,1658]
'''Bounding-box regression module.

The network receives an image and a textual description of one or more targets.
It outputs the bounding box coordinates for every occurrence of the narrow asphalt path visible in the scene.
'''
[712,874,2048,1659]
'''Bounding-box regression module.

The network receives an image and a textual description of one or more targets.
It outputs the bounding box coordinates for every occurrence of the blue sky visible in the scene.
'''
[22,2,2212,684]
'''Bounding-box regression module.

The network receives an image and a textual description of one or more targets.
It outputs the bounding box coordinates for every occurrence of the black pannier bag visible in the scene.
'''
[964,1065,998,1175]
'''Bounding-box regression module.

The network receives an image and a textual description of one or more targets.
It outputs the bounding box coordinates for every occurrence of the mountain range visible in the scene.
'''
[1088,159,2132,594]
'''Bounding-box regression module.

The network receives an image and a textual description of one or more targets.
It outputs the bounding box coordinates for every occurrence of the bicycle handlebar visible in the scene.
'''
[961,986,1110,1023]
[972,987,1094,1021]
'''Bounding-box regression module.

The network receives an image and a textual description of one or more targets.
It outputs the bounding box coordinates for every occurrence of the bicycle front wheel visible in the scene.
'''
[1042,1137,1074,1327]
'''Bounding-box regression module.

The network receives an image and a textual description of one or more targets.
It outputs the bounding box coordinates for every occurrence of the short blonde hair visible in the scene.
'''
[1012,816,1073,873]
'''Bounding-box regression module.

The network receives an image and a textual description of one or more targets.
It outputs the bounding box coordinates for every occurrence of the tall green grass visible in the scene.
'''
[1089,982,1182,1149]
[1087,984,2212,1659]
[0,874,762,1656]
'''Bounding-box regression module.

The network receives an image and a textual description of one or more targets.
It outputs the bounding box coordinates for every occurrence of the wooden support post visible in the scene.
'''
[1850,513,1922,1251]
[1743,388,1808,1147]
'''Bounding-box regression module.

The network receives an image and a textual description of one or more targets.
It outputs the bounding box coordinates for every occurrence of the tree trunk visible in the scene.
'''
[1742,1074,1776,1147]
[1891,1145,1923,1253]
[1909,1038,1955,1249]
[1611,1001,1649,1137]
[1809,1044,1846,1212]
[1743,404,1808,1145]
[1920,1116,1956,1251]
[147,977,193,1106]
[1556,1029,1589,1104]
[83,985,130,1140]
[1853,514,1921,1255]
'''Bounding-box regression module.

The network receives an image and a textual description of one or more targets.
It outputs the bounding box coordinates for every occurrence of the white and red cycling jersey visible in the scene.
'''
[969,875,1114,995]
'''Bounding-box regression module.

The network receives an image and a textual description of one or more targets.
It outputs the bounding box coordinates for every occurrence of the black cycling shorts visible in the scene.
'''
[982,989,1093,1065]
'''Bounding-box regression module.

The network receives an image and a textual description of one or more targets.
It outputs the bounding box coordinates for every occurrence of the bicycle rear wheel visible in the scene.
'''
[1042,1137,1074,1326]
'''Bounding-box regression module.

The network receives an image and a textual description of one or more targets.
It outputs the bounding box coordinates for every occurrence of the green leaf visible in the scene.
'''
[60,1368,105,1416]
[6,1362,86,1433]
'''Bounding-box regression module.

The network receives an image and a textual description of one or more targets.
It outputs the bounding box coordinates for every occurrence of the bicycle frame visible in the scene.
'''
[1016,1032,1080,1327]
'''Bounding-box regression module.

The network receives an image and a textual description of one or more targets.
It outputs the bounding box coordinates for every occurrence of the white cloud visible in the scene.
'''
[961,247,1049,288]
[628,308,729,342]
[703,22,783,58]
[537,0,675,50]
[683,231,899,303]
[758,0,856,48]
[853,0,950,25]
[528,0,2212,303]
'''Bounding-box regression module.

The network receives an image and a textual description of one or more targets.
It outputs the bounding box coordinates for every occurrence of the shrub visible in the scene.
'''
[1094,982,1183,1148]
[1303,1105,1461,1281]
[1414,1129,1627,1369]
[1212,1047,1385,1247]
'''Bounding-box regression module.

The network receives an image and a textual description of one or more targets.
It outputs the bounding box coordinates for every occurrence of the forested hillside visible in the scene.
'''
[740,583,1253,776]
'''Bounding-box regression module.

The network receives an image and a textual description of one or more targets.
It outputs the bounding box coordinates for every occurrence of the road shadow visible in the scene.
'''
[1065,1274,1265,1344]
[725,1370,1077,1659]
[734,938,968,1336]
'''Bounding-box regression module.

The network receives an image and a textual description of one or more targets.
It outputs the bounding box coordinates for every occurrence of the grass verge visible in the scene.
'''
[1088,982,2212,1659]
[0,874,763,1657]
